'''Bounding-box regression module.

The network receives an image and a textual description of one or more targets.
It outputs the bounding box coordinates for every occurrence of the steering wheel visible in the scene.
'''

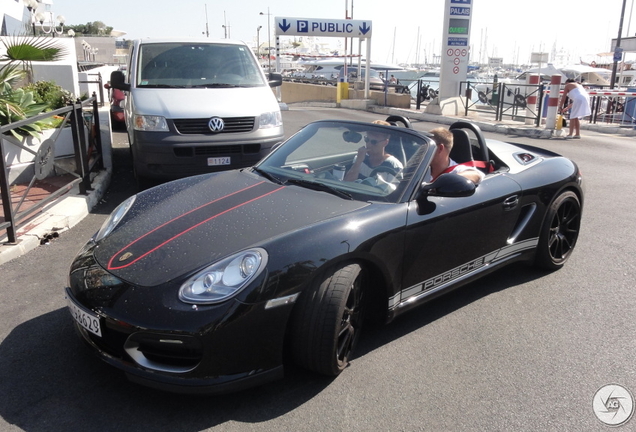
[369,165,398,178]
[362,166,400,190]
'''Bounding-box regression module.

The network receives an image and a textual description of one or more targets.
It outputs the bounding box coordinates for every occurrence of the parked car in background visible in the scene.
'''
[109,38,284,188]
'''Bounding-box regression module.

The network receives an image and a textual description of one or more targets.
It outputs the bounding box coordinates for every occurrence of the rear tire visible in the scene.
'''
[535,191,581,270]
[291,263,365,376]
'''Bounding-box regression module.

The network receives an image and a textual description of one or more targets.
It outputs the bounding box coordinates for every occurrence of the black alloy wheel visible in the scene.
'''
[535,191,581,270]
[291,263,365,376]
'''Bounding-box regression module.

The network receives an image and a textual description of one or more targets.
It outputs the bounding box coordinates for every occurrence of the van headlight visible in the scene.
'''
[133,115,169,131]
[178,248,268,304]
[259,111,282,129]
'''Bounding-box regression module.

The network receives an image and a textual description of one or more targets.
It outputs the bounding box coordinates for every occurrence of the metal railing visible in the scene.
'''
[0,94,102,244]
[78,72,106,106]
[460,81,545,124]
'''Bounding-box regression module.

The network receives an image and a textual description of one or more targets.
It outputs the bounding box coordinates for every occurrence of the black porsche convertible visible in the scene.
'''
[65,117,583,394]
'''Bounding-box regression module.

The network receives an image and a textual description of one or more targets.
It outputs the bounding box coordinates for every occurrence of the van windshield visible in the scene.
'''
[136,43,266,88]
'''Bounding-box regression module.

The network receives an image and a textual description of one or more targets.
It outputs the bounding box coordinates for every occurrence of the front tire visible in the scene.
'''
[291,263,365,376]
[535,191,581,270]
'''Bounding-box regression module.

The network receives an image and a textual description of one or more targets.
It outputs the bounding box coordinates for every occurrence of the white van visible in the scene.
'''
[109,38,284,186]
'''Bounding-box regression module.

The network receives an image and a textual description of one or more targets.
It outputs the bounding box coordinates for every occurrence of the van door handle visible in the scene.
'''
[502,195,519,211]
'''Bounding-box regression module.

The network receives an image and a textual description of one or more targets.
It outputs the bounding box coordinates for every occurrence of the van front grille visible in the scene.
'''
[173,117,256,134]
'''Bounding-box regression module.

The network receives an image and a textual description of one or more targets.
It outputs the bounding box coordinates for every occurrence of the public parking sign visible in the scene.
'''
[275,17,372,38]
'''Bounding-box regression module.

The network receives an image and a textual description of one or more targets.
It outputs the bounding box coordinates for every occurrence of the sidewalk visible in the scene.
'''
[0,169,111,266]
[1,103,632,267]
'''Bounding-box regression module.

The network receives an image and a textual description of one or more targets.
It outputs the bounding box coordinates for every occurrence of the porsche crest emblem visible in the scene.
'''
[118,252,134,262]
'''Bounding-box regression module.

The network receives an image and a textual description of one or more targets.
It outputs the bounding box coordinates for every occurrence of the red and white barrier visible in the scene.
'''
[546,75,562,130]
[525,74,540,125]
[544,89,636,96]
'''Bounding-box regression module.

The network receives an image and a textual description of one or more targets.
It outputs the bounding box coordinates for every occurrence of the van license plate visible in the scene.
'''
[208,157,231,166]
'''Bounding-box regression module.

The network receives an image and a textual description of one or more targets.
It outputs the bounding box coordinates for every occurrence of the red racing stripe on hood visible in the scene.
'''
[106,182,284,271]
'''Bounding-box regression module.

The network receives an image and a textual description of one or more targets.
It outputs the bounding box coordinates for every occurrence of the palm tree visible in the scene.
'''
[0,36,67,138]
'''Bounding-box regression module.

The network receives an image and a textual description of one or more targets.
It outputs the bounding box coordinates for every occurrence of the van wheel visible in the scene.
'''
[130,147,152,191]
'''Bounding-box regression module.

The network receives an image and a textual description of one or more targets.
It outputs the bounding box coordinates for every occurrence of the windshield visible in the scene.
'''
[255,121,430,203]
[136,42,265,88]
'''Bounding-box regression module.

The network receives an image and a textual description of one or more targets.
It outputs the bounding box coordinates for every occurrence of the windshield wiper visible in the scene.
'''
[252,167,285,185]
[138,84,187,88]
[190,83,241,88]
[285,179,353,200]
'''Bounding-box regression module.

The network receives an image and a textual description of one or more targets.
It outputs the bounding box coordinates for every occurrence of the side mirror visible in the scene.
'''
[110,70,130,92]
[268,72,283,88]
[418,172,476,199]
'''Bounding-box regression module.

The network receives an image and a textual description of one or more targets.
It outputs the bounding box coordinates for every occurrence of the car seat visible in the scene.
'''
[385,135,407,167]
[449,129,473,164]
[449,122,493,173]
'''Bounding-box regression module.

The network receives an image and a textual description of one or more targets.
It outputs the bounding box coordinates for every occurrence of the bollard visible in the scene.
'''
[336,80,349,104]
[525,74,540,125]
[546,74,562,132]
[491,74,499,105]
[336,70,349,104]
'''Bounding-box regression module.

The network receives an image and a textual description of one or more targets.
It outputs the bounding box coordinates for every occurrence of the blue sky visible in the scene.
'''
[51,0,631,66]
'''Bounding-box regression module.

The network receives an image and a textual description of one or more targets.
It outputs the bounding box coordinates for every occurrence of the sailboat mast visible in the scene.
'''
[391,27,396,64]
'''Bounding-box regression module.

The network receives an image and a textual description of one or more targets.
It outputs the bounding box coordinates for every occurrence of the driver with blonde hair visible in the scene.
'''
[344,120,403,182]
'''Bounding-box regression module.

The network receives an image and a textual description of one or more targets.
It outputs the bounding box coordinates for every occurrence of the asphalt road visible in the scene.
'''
[0,108,634,432]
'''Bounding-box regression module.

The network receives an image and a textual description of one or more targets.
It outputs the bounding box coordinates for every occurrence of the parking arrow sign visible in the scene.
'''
[278,19,291,33]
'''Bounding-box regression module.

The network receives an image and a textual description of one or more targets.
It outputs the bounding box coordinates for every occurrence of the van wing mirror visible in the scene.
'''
[110,70,130,91]
[268,72,283,88]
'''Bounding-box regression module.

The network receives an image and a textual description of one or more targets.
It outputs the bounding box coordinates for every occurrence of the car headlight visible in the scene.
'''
[133,114,169,131]
[94,195,136,242]
[179,248,268,304]
[258,111,282,129]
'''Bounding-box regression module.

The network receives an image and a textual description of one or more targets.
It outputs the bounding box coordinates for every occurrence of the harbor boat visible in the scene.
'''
[290,58,407,90]
[473,63,611,106]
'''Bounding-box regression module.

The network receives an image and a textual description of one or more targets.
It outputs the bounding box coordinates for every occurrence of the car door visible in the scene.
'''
[396,173,523,306]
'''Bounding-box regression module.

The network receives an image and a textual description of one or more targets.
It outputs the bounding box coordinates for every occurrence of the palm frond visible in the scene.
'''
[0,65,26,91]
[1,36,68,63]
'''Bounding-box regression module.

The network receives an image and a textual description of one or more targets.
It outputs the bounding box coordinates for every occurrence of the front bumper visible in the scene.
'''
[65,247,294,394]
[68,308,283,394]
[131,128,283,179]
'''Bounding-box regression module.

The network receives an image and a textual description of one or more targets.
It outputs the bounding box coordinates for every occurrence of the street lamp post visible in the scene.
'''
[35,11,65,37]
[24,0,38,36]
[611,0,628,89]
[256,26,262,57]
[259,8,272,72]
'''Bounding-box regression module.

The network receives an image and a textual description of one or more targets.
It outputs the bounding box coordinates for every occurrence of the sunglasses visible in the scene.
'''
[364,136,387,145]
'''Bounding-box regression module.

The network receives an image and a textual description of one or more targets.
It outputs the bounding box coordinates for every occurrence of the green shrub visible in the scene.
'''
[22,80,73,110]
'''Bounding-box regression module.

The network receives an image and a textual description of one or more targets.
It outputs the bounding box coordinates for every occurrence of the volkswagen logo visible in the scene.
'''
[208,117,225,133]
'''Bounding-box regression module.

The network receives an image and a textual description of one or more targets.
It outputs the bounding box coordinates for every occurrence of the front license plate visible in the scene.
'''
[67,295,102,337]
[208,156,231,166]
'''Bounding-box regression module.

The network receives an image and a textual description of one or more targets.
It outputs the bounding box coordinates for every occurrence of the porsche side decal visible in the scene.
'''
[107,182,285,270]
[389,238,539,309]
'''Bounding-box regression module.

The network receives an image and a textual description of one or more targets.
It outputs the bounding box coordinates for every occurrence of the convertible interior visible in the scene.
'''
[264,116,509,200]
